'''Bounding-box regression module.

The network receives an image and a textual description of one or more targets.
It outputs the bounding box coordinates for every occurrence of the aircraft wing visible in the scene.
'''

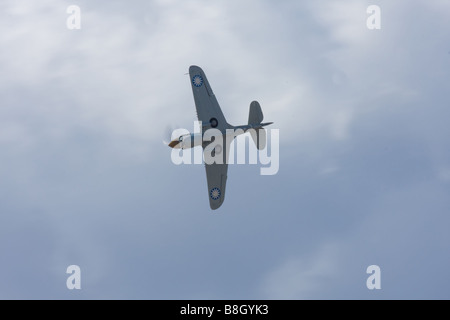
[203,136,234,210]
[189,65,229,132]
[204,161,228,210]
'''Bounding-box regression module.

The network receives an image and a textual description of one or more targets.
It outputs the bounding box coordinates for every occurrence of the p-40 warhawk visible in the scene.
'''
[168,66,273,210]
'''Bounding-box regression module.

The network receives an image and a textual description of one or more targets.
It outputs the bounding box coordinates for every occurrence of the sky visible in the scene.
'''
[0,0,449,299]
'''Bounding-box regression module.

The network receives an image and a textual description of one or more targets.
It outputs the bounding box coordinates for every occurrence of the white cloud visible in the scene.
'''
[0,0,362,149]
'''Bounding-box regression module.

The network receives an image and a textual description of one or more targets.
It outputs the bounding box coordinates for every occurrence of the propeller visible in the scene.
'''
[163,125,177,146]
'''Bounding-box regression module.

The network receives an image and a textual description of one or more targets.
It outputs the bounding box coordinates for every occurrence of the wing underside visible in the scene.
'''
[204,162,228,210]
[189,65,229,132]
[189,65,232,210]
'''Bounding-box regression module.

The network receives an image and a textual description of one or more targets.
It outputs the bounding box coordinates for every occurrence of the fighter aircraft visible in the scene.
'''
[168,65,273,210]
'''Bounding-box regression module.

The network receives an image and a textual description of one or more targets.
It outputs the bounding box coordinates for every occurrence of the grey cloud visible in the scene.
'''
[1,0,449,299]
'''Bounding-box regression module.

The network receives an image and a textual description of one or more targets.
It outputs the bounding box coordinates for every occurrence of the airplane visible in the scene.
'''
[168,65,273,210]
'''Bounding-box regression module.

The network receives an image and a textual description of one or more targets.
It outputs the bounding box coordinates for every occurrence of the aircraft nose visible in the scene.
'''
[168,140,180,148]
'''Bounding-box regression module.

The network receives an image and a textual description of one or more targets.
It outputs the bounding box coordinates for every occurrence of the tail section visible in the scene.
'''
[248,101,264,126]
[248,101,269,150]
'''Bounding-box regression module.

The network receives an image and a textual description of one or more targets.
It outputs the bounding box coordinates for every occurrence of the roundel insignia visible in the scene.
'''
[210,187,221,200]
[192,75,203,87]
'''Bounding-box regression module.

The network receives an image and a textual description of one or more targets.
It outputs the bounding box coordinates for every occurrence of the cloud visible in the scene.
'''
[1,0,450,299]
[261,243,341,299]
[437,167,450,182]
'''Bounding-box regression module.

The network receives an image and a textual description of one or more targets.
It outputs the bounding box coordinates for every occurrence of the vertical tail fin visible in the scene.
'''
[248,101,266,150]
[248,101,264,125]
